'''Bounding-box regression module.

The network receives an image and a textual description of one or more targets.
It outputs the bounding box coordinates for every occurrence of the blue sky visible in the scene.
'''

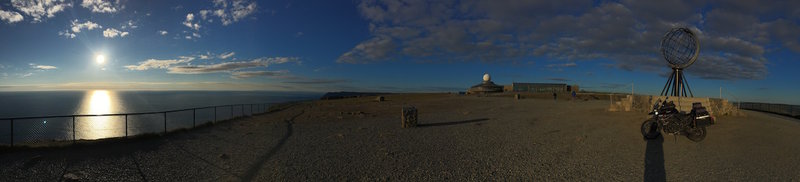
[1,0,800,104]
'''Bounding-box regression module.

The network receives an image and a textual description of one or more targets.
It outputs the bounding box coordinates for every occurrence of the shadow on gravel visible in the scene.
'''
[241,110,304,181]
[417,118,490,127]
[644,135,665,182]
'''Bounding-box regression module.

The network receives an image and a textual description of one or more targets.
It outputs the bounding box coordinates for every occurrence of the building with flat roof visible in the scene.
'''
[509,82,579,93]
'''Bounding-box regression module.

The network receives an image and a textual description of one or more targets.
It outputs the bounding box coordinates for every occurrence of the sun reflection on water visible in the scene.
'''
[89,90,112,115]
[79,90,120,139]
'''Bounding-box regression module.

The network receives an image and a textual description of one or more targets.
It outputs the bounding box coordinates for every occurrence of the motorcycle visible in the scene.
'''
[641,98,715,142]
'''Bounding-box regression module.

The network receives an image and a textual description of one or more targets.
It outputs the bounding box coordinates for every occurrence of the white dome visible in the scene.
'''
[483,73,491,82]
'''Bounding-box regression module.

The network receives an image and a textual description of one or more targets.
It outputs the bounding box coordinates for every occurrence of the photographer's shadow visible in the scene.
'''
[644,135,666,182]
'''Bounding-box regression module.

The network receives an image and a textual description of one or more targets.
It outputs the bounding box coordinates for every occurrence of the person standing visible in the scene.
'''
[553,92,557,103]
[571,91,577,101]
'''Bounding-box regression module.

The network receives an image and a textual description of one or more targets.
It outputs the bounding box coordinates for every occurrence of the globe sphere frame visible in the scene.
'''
[660,27,700,69]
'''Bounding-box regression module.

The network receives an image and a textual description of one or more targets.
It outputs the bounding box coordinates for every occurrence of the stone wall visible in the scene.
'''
[608,95,741,116]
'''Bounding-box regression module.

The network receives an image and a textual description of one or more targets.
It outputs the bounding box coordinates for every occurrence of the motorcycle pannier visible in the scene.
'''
[692,102,714,127]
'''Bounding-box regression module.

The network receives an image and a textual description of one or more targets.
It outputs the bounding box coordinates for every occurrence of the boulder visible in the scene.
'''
[401,106,418,128]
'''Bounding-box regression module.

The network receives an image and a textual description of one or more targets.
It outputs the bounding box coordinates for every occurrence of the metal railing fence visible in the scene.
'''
[0,103,271,147]
[738,102,800,118]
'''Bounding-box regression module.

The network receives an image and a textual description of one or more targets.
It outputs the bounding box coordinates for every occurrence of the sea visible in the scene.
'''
[0,90,322,145]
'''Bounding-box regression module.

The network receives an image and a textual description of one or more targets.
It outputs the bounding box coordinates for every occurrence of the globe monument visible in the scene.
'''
[659,27,700,97]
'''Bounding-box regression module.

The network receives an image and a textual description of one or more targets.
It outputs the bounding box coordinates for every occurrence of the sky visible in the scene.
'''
[1,0,800,104]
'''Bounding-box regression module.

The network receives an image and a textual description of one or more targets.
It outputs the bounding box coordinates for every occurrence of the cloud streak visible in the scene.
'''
[230,70,288,79]
[283,78,349,84]
[34,65,57,70]
[124,56,196,70]
[167,57,297,74]
[30,64,57,70]
[218,52,235,59]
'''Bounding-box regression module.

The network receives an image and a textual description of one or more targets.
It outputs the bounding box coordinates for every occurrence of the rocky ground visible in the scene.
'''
[1,93,799,181]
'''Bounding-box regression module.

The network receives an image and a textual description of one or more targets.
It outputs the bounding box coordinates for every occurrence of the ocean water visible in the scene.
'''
[0,90,321,145]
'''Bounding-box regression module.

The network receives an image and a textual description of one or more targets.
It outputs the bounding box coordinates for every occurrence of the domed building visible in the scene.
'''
[467,73,503,94]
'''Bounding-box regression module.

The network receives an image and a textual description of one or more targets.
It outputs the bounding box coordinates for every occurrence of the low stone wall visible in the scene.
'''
[608,95,741,116]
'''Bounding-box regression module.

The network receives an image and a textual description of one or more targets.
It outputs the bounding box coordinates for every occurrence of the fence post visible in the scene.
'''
[9,119,13,147]
[163,112,167,133]
[214,106,217,122]
[193,109,196,128]
[125,115,128,137]
[231,105,233,119]
[250,104,253,116]
[72,116,76,143]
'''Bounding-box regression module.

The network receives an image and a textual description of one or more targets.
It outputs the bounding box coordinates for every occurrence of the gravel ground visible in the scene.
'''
[1,93,799,181]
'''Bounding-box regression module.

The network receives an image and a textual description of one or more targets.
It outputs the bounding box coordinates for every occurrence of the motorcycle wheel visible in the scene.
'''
[641,119,660,140]
[686,127,707,142]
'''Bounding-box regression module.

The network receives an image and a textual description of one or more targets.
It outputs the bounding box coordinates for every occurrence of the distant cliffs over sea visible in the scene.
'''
[320,92,391,100]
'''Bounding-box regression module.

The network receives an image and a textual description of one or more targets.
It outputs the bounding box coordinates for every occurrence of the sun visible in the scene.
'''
[95,54,106,64]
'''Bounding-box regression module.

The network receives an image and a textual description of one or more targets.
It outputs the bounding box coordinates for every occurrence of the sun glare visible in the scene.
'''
[95,54,106,64]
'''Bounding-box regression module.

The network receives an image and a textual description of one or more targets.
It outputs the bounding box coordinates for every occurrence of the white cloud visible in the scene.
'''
[20,72,33,78]
[121,20,137,29]
[11,0,72,22]
[231,70,288,79]
[58,31,76,38]
[199,10,210,20]
[103,28,129,38]
[59,20,102,38]
[33,65,57,70]
[70,19,102,33]
[183,13,201,30]
[167,57,298,74]
[337,36,395,63]
[81,0,118,13]
[0,9,24,23]
[218,52,235,59]
[197,52,213,59]
[212,0,258,26]
[124,56,195,71]
[546,62,577,68]
[30,63,57,70]
[158,30,168,35]
[192,32,201,38]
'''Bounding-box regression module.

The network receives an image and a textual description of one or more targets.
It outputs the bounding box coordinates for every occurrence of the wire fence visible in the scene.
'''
[0,103,271,147]
[738,102,800,118]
